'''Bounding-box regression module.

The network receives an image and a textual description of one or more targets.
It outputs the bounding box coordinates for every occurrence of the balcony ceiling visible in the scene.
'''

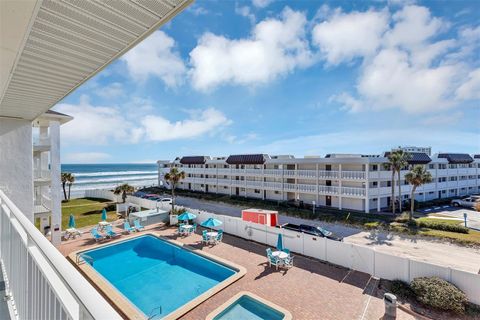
[0,0,192,121]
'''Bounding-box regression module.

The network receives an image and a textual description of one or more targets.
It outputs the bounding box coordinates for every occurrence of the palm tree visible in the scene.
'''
[61,172,71,200]
[391,150,411,213]
[405,165,433,221]
[113,183,134,203]
[164,167,185,214]
[67,173,75,200]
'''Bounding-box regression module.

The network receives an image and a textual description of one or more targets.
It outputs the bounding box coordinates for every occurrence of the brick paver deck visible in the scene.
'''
[59,223,417,320]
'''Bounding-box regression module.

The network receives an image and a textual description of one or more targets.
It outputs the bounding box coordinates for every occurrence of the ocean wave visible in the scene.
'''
[72,179,158,191]
[73,170,157,177]
[75,175,157,185]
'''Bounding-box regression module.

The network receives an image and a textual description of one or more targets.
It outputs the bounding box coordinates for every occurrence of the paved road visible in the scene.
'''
[426,207,480,230]
[175,195,480,273]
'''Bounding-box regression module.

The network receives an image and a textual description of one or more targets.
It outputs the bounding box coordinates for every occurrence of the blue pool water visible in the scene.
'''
[81,235,236,318]
[213,295,286,320]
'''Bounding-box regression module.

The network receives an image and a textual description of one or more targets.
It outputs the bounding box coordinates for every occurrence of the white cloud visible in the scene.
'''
[329,93,364,113]
[235,5,255,24]
[64,152,110,164]
[141,108,231,141]
[456,68,480,100]
[316,5,477,114]
[252,0,273,8]
[95,82,124,99]
[56,96,231,145]
[312,9,389,65]
[121,31,186,87]
[384,5,445,49]
[56,96,140,145]
[357,48,459,113]
[189,8,313,91]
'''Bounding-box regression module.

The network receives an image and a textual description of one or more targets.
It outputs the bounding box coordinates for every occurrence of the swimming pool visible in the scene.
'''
[79,234,241,319]
[206,292,292,320]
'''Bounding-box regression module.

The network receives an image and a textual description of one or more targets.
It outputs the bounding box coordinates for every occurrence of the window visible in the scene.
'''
[372,181,378,187]
[429,191,434,194]
[274,191,280,194]
[254,189,260,194]
[372,164,378,171]
[429,164,435,169]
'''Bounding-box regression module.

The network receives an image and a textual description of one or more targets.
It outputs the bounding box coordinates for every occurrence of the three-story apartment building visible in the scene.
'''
[158,152,480,213]
[33,110,72,244]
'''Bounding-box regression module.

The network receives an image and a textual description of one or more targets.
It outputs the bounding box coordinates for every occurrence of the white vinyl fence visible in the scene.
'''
[85,189,480,305]
[0,190,121,320]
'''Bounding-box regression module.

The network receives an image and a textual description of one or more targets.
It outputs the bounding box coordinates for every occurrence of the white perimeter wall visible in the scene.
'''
[85,188,480,305]
[0,118,33,220]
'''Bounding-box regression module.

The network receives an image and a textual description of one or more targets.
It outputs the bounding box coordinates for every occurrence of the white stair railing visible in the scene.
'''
[0,190,121,320]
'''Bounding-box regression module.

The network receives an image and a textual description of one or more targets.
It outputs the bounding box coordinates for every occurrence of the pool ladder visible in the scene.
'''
[76,254,94,266]
[147,306,162,320]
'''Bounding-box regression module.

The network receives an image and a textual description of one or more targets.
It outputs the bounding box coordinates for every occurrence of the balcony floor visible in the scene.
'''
[0,271,11,320]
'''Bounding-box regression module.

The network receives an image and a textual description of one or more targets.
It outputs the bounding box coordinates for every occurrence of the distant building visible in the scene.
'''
[158,152,480,213]
[393,146,432,156]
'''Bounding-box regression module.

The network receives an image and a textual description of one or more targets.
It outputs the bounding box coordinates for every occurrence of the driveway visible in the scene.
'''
[174,195,480,273]
[425,206,480,231]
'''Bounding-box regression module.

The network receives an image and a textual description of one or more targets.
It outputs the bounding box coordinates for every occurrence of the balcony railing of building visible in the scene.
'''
[0,190,121,320]
[33,169,51,180]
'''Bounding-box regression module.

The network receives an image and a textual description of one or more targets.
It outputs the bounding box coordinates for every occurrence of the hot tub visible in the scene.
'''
[206,292,292,320]
[128,208,168,226]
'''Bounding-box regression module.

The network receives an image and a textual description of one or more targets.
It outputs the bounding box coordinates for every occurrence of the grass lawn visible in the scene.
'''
[419,229,480,245]
[62,198,117,229]
[416,217,463,225]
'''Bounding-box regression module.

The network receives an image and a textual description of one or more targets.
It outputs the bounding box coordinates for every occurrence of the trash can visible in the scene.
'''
[384,293,397,319]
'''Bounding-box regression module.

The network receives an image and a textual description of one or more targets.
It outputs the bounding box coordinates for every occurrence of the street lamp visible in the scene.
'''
[312,200,316,214]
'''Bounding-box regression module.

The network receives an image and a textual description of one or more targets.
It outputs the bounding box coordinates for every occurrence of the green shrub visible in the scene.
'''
[417,221,469,234]
[411,277,467,314]
[390,280,414,299]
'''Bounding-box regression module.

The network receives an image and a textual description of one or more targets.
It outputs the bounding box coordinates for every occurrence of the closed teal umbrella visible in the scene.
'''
[178,211,197,221]
[68,214,76,228]
[276,233,283,251]
[101,208,107,221]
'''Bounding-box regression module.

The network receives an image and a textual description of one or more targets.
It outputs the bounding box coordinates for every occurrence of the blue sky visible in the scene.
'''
[55,0,480,164]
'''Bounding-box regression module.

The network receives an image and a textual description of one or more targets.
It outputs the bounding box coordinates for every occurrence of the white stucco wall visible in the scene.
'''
[0,118,33,219]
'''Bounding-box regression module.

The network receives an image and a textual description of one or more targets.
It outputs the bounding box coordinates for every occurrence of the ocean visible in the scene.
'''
[62,163,158,198]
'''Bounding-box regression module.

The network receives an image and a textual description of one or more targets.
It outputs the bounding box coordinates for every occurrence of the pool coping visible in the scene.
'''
[205,291,293,320]
[68,231,247,320]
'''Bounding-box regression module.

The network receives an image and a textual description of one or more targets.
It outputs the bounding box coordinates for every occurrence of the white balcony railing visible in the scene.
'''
[341,171,366,180]
[33,169,51,180]
[341,187,366,197]
[318,185,339,195]
[296,170,316,178]
[0,190,121,320]
[318,170,339,179]
[264,169,282,176]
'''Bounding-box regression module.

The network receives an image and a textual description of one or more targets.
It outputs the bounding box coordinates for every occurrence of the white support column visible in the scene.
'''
[316,163,319,203]
[377,196,381,212]
[338,164,343,210]
[0,118,33,219]
[49,121,62,246]
[365,164,370,213]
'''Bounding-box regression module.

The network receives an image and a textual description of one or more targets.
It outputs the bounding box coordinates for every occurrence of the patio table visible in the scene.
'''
[271,251,288,259]
[97,221,111,231]
[206,231,218,237]
[65,228,81,239]
[180,224,194,233]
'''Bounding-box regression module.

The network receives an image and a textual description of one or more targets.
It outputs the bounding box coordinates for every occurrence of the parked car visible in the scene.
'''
[451,196,480,208]
[278,223,343,241]
[133,191,147,198]
[159,197,172,205]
